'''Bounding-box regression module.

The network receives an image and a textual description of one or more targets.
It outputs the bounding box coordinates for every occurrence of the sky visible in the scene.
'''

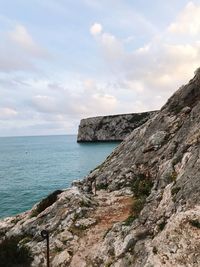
[0,0,200,136]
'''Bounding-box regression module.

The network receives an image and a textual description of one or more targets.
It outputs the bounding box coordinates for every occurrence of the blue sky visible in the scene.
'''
[0,0,200,136]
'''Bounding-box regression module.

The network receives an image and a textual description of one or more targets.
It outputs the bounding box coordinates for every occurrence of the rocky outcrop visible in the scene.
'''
[77,112,157,142]
[1,69,200,267]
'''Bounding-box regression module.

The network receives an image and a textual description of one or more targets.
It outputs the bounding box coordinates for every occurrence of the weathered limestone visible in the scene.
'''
[77,112,157,142]
[1,69,200,266]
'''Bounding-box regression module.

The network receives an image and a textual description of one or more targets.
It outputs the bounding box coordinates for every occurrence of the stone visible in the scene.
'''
[74,218,97,229]
[1,69,200,267]
[77,112,157,142]
[52,249,71,266]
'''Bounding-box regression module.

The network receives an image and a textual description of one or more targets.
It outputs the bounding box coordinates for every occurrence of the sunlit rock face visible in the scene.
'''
[77,112,157,142]
[1,69,200,267]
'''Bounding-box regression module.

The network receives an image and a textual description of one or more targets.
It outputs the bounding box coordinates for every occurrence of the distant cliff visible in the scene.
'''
[77,111,157,142]
[2,70,200,267]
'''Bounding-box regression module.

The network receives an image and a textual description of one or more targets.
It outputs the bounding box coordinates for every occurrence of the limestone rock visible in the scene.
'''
[1,69,200,267]
[77,112,157,142]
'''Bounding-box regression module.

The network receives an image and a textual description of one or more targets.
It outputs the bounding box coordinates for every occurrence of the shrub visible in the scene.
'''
[173,105,183,114]
[189,219,200,229]
[124,215,136,226]
[96,183,108,190]
[171,186,181,196]
[131,197,146,218]
[131,174,153,198]
[169,172,178,182]
[124,173,154,225]
[0,235,33,267]
[158,221,167,231]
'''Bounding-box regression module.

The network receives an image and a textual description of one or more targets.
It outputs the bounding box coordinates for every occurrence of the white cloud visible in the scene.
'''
[0,22,48,73]
[0,107,18,119]
[90,23,103,35]
[31,83,118,118]
[9,24,36,51]
[83,79,96,91]
[168,2,200,36]
[32,95,58,113]
[91,93,118,113]
[2,1,200,136]
[90,1,200,112]
[8,24,47,58]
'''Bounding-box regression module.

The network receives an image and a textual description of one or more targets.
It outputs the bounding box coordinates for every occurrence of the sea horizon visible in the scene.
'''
[0,134,77,138]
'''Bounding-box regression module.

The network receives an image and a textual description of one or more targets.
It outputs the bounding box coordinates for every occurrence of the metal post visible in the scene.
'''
[41,230,50,267]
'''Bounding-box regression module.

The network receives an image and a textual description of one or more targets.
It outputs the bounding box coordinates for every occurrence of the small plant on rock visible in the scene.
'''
[189,219,200,229]
[131,174,153,198]
[0,235,33,267]
[131,197,146,218]
[158,221,167,231]
[124,173,154,225]
[124,215,136,226]
[171,186,181,196]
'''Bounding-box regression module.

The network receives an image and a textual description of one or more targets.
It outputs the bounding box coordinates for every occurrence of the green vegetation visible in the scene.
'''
[30,190,63,217]
[132,197,146,217]
[0,235,33,267]
[124,174,154,225]
[189,219,200,229]
[124,215,136,226]
[105,260,114,267]
[171,186,181,196]
[172,154,182,165]
[131,174,153,198]
[20,236,32,246]
[172,105,183,114]
[153,246,158,254]
[96,183,108,190]
[158,221,167,231]
[168,171,178,183]
[53,247,63,253]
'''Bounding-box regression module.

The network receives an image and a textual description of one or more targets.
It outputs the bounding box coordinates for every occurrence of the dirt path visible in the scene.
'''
[70,190,133,266]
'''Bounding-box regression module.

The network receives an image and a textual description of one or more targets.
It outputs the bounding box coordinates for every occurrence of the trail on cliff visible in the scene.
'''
[70,191,133,266]
[1,69,200,267]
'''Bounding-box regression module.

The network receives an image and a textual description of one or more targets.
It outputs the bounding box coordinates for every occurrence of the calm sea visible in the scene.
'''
[0,135,119,218]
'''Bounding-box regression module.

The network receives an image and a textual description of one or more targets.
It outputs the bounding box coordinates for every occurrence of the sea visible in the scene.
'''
[0,135,120,219]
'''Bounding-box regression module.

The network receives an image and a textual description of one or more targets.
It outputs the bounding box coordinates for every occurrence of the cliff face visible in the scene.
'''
[1,70,200,267]
[77,112,157,142]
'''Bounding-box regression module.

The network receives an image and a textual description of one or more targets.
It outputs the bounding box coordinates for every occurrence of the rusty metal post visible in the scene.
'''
[41,230,50,267]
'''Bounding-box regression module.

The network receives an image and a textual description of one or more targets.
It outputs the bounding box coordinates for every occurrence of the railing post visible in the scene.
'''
[41,230,50,267]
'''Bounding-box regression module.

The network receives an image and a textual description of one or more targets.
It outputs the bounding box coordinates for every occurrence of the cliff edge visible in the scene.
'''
[1,69,200,267]
[77,112,157,142]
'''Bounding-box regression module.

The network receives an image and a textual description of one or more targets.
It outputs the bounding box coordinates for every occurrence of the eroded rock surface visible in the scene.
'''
[77,112,157,142]
[1,69,200,266]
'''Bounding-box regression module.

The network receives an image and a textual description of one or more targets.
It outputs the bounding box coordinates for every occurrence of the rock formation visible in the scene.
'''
[77,112,157,142]
[1,69,200,267]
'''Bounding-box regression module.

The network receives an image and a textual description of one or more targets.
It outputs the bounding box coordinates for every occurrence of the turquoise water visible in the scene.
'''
[0,135,119,218]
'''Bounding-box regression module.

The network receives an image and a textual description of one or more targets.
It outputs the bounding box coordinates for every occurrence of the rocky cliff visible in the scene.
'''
[1,69,200,267]
[77,112,157,142]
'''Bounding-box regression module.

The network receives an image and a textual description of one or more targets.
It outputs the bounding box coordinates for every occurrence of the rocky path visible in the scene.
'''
[70,190,133,266]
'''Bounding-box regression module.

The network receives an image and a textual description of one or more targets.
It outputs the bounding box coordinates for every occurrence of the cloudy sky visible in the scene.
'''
[0,0,200,136]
